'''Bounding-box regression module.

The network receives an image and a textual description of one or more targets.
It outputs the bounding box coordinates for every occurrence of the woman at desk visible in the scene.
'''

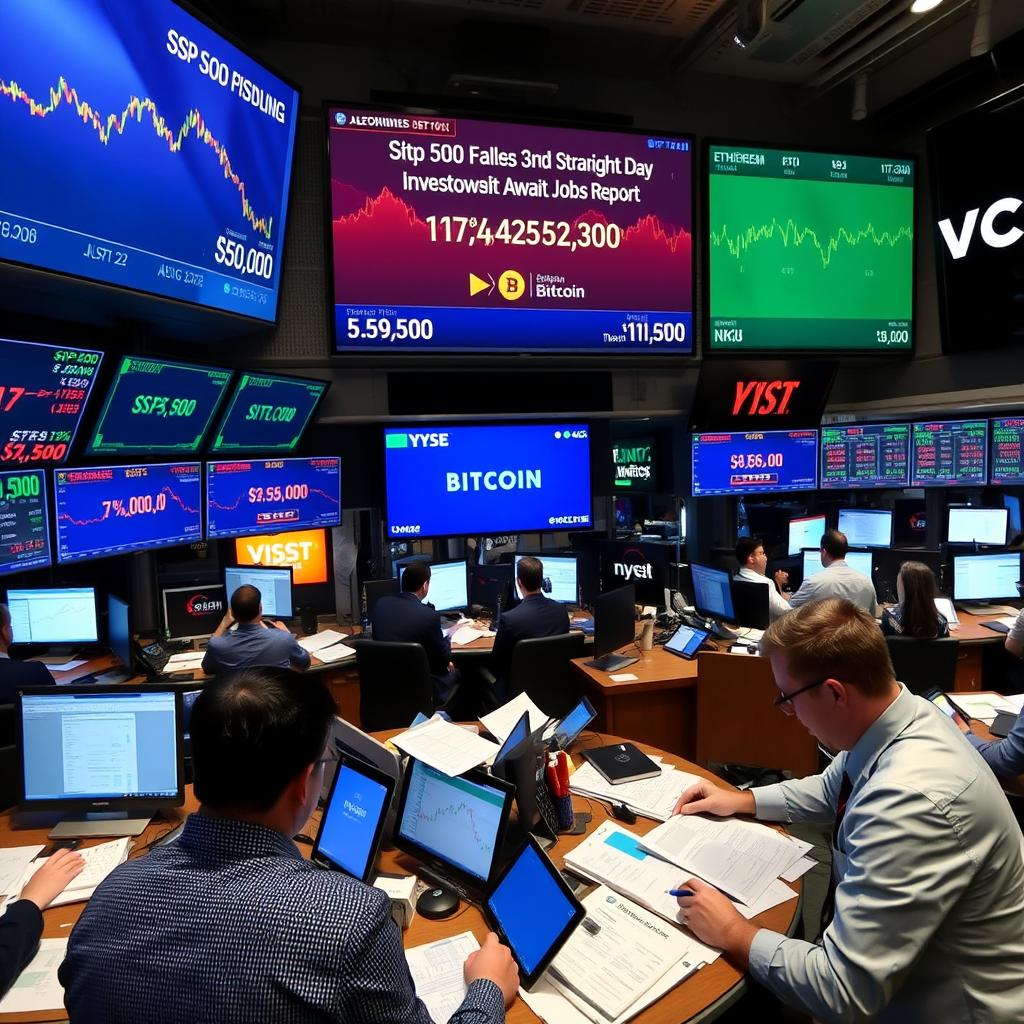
[879,562,949,639]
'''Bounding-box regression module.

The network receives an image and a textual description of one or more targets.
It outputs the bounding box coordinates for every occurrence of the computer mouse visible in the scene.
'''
[416,885,461,919]
[611,803,637,825]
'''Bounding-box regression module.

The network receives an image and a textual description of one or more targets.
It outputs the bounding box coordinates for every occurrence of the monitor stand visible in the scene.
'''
[48,811,154,840]
[584,653,638,673]
[682,612,738,641]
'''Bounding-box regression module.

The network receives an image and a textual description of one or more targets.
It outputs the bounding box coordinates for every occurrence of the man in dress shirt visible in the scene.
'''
[788,529,879,616]
[0,603,54,703]
[671,598,1024,1023]
[60,667,518,1023]
[201,585,310,676]
[734,538,791,622]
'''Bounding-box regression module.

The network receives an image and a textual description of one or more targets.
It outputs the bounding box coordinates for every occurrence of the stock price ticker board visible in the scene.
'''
[0,0,299,321]
[819,423,911,490]
[910,420,987,487]
[989,419,1024,486]
[707,144,915,352]
[0,338,103,467]
[54,462,202,564]
[87,356,233,455]
[206,457,342,540]
[691,429,818,497]
[210,373,328,453]
[327,107,693,354]
[0,470,51,576]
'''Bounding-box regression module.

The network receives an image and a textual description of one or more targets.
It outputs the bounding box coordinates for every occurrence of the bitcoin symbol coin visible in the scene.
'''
[498,270,525,301]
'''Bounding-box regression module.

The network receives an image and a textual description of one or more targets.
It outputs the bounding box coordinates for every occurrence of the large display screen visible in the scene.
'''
[87,356,232,455]
[206,456,342,540]
[990,418,1024,485]
[384,424,592,539]
[819,423,910,489]
[327,106,693,354]
[0,470,51,576]
[0,0,299,321]
[210,373,327,453]
[54,461,202,563]
[706,143,914,352]
[691,430,817,497]
[910,419,987,487]
[0,338,103,467]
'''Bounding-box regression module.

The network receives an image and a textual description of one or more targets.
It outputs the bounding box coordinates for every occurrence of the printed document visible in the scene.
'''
[298,628,349,653]
[406,931,480,1024]
[0,846,44,896]
[480,692,548,742]
[0,939,67,1013]
[313,642,357,663]
[393,714,500,776]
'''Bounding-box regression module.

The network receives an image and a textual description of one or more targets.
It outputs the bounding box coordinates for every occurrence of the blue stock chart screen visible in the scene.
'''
[691,430,818,496]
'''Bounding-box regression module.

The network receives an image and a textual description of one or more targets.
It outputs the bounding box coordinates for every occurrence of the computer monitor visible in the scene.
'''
[224,566,293,619]
[321,716,403,805]
[690,563,735,623]
[871,548,945,605]
[788,514,826,556]
[17,686,184,837]
[730,578,770,629]
[515,554,578,604]
[161,584,227,643]
[5,587,98,645]
[1004,494,1022,536]
[426,560,468,614]
[947,507,1008,546]
[469,563,513,614]
[363,578,400,621]
[952,552,1022,602]
[586,584,637,673]
[107,595,132,669]
[802,549,873,581]
[838,509,893,548]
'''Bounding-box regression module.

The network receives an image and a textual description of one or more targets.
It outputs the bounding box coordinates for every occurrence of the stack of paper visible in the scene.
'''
[0,938,68,1013]
[298,629,349,653]
[479,692,549,743]
[406,931,479,1024]
[569,757,701,822]
[166,650,205,672]
[0,845,44,896]
[4,837,131,909]
[949,692,1022,723]
[314,642,357,663]
[450,625,495,646]
[392,714,500,776]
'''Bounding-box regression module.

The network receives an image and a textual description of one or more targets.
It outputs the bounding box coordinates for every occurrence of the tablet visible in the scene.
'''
[312,756,395,882]
[925,689,968,723]
[548,696,597,750]
[664,623,711,659]
[485,834,585,989]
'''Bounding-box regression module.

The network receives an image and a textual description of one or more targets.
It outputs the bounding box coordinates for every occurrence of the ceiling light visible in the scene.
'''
[910,0,945,13]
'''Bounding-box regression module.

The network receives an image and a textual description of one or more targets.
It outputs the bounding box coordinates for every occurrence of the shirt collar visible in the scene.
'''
[178,812,303,863]
[235,622,263,633]
[843,683,913,787]
[737,566,763,581]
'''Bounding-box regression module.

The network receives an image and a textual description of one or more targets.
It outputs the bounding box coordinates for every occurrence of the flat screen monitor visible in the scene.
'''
[224,566,293,618]
[910,420,987,487]
[690,562,735,621]
[107,594,131,668]
[591,584,636,660]
[691,430,818,497]
[1004,494,1022,536]
[6,587,98,644]
[989,419,1024,485]
[384,423,591,539]
[425,560,468,614]
[0,470,51,576]
[86,357,232,455]
[730,578,769,630]
[548,696,596,750]
[394,759,514,889]
[0,0,300,322]
[612,439,656,491]
[469,563,512,614]
[802,549,873,581]
[17,687,183,812]
[819,423,911,489]
[952,552,1021,601]
[210,373,328,453]
[327,105,693,355]
[706,143,914,352]
[947,507,1008,546]
[161,584,226,642]
[0,339,103,467]
[598,541,670,607]
[363,578,400,620]
[54,462,202,563]
[206,457,341,540]
[838,509,893,548]
[515,554,579,604]
[233,528,329,585]
[788,514,826,556]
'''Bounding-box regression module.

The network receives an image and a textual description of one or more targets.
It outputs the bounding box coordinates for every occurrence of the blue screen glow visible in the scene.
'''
[691,430,818,497]
[317,761,390,880]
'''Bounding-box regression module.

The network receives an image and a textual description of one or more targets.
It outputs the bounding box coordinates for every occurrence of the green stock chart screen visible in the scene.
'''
[707,145,914,352]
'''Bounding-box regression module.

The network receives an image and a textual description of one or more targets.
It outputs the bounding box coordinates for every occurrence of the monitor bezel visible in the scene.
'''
[5,585,98,645]
[689,561,736,622]
[787,513,827,556]
[946,506,1009,546]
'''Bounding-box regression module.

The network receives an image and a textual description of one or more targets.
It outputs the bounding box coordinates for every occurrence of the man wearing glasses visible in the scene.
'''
[671,598,1024,1023]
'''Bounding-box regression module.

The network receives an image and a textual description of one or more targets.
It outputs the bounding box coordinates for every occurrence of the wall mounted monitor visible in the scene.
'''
[837,508,892,548]
[691,429,817,497]
[224,565,293,618]
[54,462,202,564]
[0,470,51,576]
[161,583,226,642]
[384,424,591,539]
[206,456,341,540]
[819,423,911,489]
[87,357,232,455]
[210,373,328,453]
[0,0,300,322]
[802,549,873,581]
[5,586,98,645]
[788,514,826,556]
[952,552,1021,601]
[0,339,103,467]
[706,143,914,352]
[514,554,579,605]
[910,419,987,487]
[597,542,669,606]
[947,507,1008,546]
[233,528,329,585]
[612,439,655,491]
[422,560,467,614]
[989,418,1024,485]
[327,105,693,355]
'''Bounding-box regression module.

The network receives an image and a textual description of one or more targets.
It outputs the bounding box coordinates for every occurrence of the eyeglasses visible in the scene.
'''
[774,677,827,710]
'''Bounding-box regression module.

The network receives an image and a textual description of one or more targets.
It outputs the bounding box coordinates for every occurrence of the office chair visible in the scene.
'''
[885,636,961,696]
[353,640,456,731]
[506,633,586,718]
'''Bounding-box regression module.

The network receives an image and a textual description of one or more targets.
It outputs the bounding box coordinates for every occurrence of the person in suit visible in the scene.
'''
[201,586,311,677]
[490,556,570,699]
[0,603,54,704]
[370,562,459,704]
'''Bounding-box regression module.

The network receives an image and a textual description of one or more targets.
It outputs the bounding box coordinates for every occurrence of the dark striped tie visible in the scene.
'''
[819,771,853,937]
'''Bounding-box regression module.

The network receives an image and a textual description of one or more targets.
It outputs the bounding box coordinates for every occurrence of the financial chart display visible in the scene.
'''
[0,1,299,321]
[87,357,232,455]
[54,462,202,563]
[0,338,103,467]
[910,420,987,487]
[819,423,910,489]
[384,424,592,538]
[989,418,1024,485]
[210,373,327,452]
[0,470,51,576]
[328,106,693,354]
[206,457,341,540]
[707,144,914,351]
[691,430,817,497]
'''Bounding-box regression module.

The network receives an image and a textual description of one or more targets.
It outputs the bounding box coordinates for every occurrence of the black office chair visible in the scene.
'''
[507,633,586,718]
[885,636,960,696]
[353,640,455,731]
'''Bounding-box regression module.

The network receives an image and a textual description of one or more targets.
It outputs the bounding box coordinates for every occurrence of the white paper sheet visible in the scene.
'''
[569,762,700,822]
[33,658,87,673]
[166,651,205,666]
[298,629,350,653]
[479,692,549,743]
[0,939,67,1012]
[449,625,493,646]
[406,931,479,1024]
[393,715,500,776]
[781,856,816,882]
[0,846,44,896]
[609,673,639,682]
[313,642,357,663]
[948,692,1019,722]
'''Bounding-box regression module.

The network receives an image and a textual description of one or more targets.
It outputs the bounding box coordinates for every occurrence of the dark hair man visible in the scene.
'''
[671,599,1024,1022]
[787,529,878,616]
[0,602,55,702]
[60,668,518,1022]
[734,538,790,622]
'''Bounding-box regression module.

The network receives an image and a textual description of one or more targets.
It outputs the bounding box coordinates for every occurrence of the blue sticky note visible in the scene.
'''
[605,831,647,861]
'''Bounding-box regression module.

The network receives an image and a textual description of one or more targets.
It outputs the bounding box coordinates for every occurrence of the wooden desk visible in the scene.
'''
[952,690,1024,798]
[950,611,1016,691]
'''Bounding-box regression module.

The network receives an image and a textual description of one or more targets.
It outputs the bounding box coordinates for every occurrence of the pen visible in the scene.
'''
[667,888,694,898]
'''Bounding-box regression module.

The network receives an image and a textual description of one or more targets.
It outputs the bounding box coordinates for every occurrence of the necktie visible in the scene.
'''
[819,771,853,937]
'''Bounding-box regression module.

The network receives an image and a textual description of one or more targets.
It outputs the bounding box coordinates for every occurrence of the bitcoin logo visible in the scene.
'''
[498,270,525,301]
